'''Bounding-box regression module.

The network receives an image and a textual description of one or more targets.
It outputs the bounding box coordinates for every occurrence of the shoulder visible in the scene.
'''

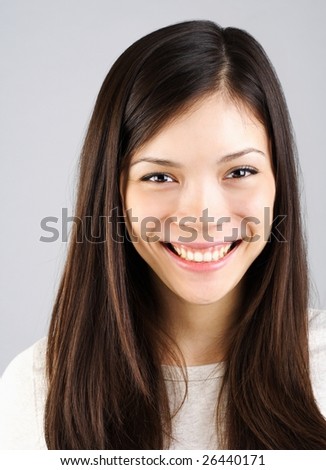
[308,308,326,417]
[308,308,326,357]
[0,338,48,449]
[308,307,326,332]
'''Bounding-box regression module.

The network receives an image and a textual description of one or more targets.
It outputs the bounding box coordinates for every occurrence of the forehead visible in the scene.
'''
[129,92,269,162]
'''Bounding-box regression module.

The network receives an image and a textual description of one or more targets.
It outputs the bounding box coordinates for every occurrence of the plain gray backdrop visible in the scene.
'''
[1,0,325,375]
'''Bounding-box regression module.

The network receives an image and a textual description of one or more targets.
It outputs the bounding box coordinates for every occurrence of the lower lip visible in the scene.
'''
[161,242,241,272]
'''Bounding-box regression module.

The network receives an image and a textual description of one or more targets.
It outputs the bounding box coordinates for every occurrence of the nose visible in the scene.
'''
[176,179,230,223]
[175,180,229,234]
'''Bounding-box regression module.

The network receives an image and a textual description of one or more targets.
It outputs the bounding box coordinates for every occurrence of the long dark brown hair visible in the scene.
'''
[45,20,326,449]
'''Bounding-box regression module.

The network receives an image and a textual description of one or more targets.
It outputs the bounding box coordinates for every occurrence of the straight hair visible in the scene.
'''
[45,20,326,449]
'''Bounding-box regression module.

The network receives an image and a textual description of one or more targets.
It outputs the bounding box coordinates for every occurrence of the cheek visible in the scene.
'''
[233,177,275,215]
[124,188,175,242]
[231,182,275,240]
[124,186,176,224]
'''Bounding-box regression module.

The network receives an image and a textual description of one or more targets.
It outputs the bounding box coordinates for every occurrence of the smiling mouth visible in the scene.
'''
[162,240,241,263]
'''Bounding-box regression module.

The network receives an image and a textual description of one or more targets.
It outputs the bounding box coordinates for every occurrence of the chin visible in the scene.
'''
[167,281,242,307]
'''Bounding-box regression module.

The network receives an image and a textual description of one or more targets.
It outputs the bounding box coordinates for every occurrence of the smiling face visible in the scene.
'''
[121,93,275,309]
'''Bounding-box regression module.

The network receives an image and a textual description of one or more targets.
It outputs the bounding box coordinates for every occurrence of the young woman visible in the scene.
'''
[1,20,326,450]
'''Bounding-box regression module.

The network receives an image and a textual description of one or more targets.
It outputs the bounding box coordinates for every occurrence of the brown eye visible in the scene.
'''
[225,167,258,179]
[141,173,175,183]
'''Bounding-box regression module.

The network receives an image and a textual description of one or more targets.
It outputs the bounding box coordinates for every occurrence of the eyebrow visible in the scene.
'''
[129,147,265,168]
[219,147,266,162]
[129,158,182,168]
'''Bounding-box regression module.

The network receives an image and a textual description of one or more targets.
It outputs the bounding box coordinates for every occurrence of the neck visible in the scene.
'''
[155,279,243,366]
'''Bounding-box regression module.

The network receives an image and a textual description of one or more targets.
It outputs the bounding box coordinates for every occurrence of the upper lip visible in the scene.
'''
[162,240,240,249]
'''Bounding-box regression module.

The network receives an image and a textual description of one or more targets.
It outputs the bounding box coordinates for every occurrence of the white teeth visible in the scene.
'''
[187,250,194,261]
[170,242,234,263]
[194,251,203,262]
[174,246,181,256]
[213,250,220,261]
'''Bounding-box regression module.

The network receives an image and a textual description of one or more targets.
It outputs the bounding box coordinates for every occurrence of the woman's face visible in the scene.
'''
[121,93,275,307]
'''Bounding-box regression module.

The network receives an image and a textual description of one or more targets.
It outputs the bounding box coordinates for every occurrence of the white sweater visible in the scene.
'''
[1,309,326,450]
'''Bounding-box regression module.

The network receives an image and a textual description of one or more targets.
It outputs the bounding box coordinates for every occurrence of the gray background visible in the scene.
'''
[1,0,325,375]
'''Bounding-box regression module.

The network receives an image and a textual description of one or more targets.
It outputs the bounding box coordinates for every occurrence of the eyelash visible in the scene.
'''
[140,173,176,183]
[225,166,258,179]
[140,166,258,183]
